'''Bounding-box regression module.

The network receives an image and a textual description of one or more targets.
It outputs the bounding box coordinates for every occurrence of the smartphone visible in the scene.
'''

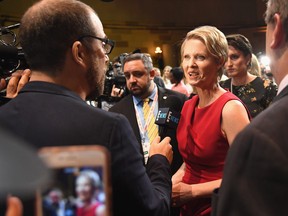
[37,145,111,216]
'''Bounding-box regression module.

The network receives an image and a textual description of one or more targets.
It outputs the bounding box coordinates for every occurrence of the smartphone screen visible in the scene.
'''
[38,146,111,216]
[41,166,105,216]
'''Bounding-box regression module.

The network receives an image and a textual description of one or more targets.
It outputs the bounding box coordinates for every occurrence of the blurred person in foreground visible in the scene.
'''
[220,34,277,118]
[0,118,50,216]
[0,0,173,216]
[213,0,288,215]
[171,26,250,216]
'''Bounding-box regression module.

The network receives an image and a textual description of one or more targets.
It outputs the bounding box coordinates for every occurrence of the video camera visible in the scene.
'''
[103,61,126,97]
[101,50,141,100]
[0,23,28,78]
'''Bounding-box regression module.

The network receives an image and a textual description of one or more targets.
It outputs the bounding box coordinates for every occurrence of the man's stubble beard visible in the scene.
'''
[130,78,152,99]
[85,62,106,101]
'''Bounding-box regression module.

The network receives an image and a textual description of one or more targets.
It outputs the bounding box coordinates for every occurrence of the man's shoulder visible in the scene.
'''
[109,94,133,112]
[229,96,288,170]
[154,76,165,88]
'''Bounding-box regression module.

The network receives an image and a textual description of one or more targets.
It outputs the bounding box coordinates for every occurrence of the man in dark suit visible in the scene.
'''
[213,0,288,215]
[154,75,166,88]
[109,54,187,216]
[110,53,187,174]
[0,1,173,216]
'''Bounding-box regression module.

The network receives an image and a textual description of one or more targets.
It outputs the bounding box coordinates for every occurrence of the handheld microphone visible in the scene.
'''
[155,95,182,139]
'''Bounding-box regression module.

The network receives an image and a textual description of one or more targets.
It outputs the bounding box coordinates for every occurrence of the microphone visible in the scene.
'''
[155,95,182,139]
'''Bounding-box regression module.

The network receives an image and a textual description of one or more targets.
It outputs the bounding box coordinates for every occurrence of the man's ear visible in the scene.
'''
[149,69,156,79]
[270,13,285,49]
[71,41,88,68]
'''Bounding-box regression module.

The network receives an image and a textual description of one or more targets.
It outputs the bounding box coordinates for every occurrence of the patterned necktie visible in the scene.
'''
[143,98,158,143]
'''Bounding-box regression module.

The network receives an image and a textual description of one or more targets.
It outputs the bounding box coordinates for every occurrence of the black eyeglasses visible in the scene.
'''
[78,35,115,54]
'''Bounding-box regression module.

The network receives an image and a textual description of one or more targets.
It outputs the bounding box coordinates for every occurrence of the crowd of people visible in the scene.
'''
[1,0,288,216]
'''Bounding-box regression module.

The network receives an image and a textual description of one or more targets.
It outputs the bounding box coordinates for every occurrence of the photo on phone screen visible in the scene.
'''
[38,145,111,216]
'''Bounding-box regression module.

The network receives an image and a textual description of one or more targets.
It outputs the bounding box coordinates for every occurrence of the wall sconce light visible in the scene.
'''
[154,47,164,70]
[155,47,162,54]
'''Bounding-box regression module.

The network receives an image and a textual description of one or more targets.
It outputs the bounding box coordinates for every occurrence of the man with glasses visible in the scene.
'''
[213,0,288,215]
[0,0,173,216]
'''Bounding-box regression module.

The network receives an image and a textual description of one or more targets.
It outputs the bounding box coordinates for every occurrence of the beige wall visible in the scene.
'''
[104,27,187,68]
[0,0,267,71]
[105,26,266,70]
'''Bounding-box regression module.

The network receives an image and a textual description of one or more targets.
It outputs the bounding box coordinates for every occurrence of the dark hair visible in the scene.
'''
[19,0,96,75]
[170,67,184,84]
[226,34,252,57]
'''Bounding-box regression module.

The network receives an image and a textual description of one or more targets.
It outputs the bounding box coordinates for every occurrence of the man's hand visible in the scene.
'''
[110,84,124,97]
[6,69,31,98]
[149,136,173,164]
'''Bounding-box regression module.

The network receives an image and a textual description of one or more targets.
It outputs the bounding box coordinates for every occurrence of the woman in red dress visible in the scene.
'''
[75,170,105,216]
[172,26,251,216]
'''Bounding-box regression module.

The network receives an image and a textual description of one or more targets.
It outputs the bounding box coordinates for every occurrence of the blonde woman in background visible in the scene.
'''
[162,65,173,89]
[249,53,261,77]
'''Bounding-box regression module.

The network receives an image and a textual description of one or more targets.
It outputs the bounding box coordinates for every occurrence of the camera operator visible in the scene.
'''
[110,55,128,97]
[97,54,127,110]
[103,57,126,98]
[0,23,31,103]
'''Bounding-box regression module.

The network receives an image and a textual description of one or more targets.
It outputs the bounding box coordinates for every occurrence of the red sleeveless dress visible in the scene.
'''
[177,92,242,216]
[76,201,101,216]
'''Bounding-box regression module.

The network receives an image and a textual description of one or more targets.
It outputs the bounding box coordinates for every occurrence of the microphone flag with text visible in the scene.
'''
[155,95,182,139]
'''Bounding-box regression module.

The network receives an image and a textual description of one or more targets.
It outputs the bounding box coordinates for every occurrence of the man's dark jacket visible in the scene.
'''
[110,86,187,174]
[0,81,172,216]
[213,85,288,216]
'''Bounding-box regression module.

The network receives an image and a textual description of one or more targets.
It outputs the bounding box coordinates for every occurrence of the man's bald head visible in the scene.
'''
[19,0,99,74]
